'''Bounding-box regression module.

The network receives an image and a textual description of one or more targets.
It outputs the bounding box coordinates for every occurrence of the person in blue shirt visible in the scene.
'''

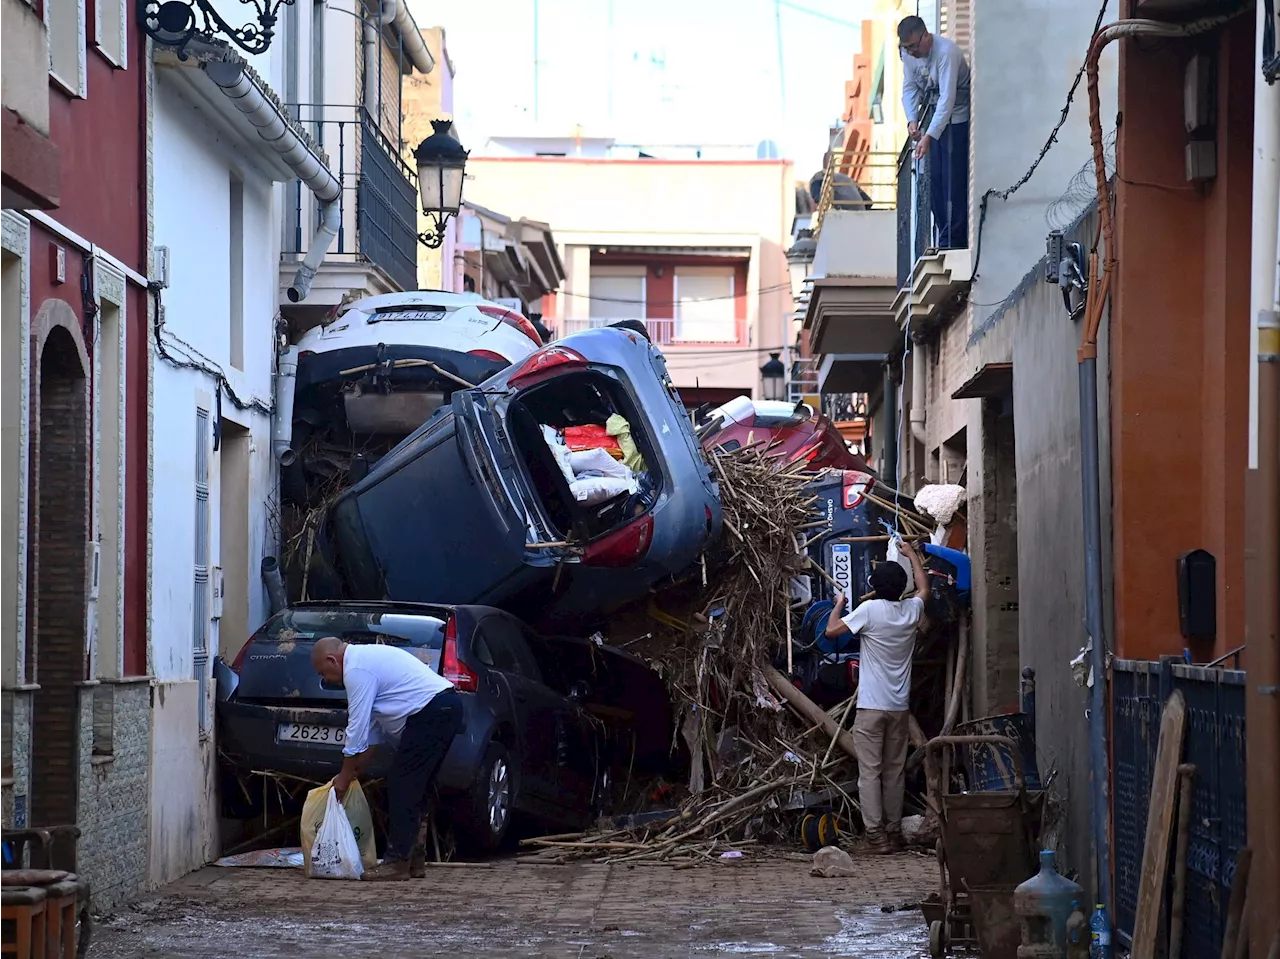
[900,15,971,250]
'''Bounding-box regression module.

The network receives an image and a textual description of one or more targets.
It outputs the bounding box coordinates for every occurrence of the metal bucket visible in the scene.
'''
[966,885,1021,959]
[955,713,1042,791]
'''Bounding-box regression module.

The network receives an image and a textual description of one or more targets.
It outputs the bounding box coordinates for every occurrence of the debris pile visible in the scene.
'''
[521,445,867,865]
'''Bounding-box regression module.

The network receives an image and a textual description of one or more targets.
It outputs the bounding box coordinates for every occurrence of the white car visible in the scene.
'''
[292,291,545,437]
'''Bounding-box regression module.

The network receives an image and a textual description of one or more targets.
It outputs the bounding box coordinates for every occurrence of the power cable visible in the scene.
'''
[775,0,862,29]
[969,0,1110,281]
[556,281,796,305]
[148,284,275,416]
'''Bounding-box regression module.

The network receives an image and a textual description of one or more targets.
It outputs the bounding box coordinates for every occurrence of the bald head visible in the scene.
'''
[311,637,347,683]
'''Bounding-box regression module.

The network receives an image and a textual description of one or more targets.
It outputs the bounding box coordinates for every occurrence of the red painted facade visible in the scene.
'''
[28,10,149,676]
[591,252,749,344]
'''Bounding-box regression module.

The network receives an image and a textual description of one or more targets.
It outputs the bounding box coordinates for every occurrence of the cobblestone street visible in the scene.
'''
[89,852,935,958]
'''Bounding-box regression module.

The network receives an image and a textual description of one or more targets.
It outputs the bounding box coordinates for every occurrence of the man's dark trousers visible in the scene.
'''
[931,120,969,250]
[384,688,462,861]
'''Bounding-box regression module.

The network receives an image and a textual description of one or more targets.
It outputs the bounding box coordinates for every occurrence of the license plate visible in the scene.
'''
[277,723,345,746]
[378,309,446,321]
[830,543,853,604]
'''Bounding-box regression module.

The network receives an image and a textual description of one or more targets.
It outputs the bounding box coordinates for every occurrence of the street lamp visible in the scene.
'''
[760,352,786,403]
[414,119,469,250]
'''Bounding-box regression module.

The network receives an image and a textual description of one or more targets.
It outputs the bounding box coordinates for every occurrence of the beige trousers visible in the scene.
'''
[852,708,911,838]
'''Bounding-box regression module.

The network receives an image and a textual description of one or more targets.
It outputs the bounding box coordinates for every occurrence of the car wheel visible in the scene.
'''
[459,742,514,853]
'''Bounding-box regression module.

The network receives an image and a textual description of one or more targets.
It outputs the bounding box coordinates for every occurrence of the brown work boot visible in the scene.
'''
[886,832,906,853]
[865,832,892,855]
[362,859,411,882]
[409,848,426,879]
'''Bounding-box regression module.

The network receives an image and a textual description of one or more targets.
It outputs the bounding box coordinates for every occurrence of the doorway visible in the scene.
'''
[30,324,90,836]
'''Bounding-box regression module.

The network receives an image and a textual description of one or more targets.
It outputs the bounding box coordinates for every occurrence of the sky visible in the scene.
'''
[408,0,877,177]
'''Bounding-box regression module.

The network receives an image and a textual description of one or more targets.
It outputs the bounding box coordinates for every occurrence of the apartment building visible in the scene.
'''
[464,138,794,406]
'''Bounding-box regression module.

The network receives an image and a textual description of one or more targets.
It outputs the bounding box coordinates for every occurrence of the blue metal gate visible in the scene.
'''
[1111,658,1247,959]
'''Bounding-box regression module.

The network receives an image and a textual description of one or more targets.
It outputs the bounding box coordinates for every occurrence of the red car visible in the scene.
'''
[696,397,871,473]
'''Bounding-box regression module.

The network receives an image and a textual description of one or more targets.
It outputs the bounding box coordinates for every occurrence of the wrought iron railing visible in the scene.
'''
[896,141,933,289]
[284,104,420,294]
[789,356,819,405]
[811,148,899,243]
[560,316,748,347]
[1111,657,1247,959]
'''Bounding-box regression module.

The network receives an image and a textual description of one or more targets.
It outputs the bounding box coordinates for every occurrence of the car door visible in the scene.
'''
[472,614,564,806]
[519,625,599,811]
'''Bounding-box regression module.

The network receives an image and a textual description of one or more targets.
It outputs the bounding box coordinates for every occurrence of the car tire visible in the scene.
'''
[458,742,515,853]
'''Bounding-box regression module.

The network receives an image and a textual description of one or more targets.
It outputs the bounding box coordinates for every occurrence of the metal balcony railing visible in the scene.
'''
[789,356,819,404]
[896,142,934,289]
[811,148,898,243]
[560,316,749,347]
[284,105,420,294]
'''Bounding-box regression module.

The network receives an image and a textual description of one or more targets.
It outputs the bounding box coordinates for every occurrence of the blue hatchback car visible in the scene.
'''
[314,325,722,627]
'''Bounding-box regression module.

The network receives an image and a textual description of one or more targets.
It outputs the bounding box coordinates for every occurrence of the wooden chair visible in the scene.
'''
[0,886,47,959]
[41,880,79,959]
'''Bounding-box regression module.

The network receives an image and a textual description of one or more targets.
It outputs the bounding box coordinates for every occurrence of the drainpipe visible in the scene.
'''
[883,366,898,485]
[392,2,435,74]
[274,346,299,465]
[1246,0,1280,945]
[363,0,397,127]
[910,338,928,450]
[202,59,343,303]
[1079,11,1240,915]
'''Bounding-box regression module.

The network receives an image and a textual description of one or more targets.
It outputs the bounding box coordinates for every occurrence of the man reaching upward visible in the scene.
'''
[311,636,460,880]
[825,541,929,852]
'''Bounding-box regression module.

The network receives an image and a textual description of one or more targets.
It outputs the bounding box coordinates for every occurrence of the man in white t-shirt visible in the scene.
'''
[312,637,459,881]
[825,541,929,852]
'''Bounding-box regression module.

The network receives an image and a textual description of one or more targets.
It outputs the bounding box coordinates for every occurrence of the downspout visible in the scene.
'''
[883,366,898,484]
[364,0,397,129]
[202,59,343,304]
[392,2,435,74]
[1246,0,1280,947]
[910,338,928,449]
[1079,11,1240,917]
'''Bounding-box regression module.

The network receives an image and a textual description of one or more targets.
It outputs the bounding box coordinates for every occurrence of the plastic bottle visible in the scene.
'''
[1089,904,1111,959]
[1015,849,1084,958]
[1066,901,1089,959]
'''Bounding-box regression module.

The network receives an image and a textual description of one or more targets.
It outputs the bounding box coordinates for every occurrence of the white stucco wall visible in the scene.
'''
[812,210,896,279]
[966,0,1118,325]
[149,74,282,882]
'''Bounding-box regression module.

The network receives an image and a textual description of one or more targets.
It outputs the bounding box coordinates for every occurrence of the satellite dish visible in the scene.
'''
[756,139,780,160]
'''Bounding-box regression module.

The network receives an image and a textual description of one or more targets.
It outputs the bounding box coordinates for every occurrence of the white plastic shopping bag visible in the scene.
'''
[308,787,365,880]
[885,531,914,595]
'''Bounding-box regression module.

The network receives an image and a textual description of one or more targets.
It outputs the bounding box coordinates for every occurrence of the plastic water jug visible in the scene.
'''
[1015,850,1084,959]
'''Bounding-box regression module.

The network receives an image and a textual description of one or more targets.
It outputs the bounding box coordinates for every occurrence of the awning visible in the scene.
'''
[951,362,1013,399]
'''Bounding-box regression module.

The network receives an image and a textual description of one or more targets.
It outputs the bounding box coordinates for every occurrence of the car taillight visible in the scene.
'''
[467,349,507,363]
[508,345,587,388]
[477,305,543,346]
[584,514,654,568]
[842,470,874,509]
[440,616,479,692]
[230,641,251,674]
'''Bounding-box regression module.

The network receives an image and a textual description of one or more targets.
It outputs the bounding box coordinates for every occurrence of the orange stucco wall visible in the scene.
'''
[1111,17,1254,663]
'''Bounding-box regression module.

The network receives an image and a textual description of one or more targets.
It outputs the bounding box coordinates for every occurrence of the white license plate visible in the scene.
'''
[278,723,345,746]
[381,309,446,321]
[830,543,853,604]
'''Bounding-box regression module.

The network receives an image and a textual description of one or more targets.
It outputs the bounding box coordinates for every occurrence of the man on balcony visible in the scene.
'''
[900,15,971,250]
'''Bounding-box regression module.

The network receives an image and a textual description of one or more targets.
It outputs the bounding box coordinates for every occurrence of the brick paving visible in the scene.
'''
[89,850,936,958]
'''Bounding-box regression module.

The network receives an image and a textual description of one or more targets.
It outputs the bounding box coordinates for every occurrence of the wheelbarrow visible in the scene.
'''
[923,735,1044,959]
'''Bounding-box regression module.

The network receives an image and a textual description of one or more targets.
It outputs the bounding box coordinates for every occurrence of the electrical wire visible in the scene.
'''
[555,282,796,305]
[775,0,862,29]
[148,284,275,416]
[969,0,1110,282]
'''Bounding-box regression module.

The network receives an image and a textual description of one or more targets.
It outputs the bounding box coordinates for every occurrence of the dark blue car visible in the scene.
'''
[310,325,722,629]
[216,602,671,851]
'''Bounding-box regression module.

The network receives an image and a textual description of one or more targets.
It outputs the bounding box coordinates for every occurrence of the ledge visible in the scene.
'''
[892,247,973,334]
[1,684,40,692]
[98,675,155,686]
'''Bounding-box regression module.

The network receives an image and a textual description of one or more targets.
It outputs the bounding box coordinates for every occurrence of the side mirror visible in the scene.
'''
[569,680,592,702]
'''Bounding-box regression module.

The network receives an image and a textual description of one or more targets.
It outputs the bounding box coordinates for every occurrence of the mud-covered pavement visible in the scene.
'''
[90,850,935,958]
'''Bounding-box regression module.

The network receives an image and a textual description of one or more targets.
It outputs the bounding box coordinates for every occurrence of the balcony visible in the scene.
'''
[280,105,422,324]
[892,141,972,334]
[560,316,748,347]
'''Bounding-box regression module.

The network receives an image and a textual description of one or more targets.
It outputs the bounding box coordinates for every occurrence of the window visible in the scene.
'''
[46,0,87,97]
[674,268,736,343]
[194,408,211,733]
[229,176,245,370]
[475,617,541,681]
[93,0,127,67]
[590,269,645,322]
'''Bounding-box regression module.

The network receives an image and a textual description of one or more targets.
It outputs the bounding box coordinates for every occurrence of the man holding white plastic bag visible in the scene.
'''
[823,537,929,853]
[311,637,460,881]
